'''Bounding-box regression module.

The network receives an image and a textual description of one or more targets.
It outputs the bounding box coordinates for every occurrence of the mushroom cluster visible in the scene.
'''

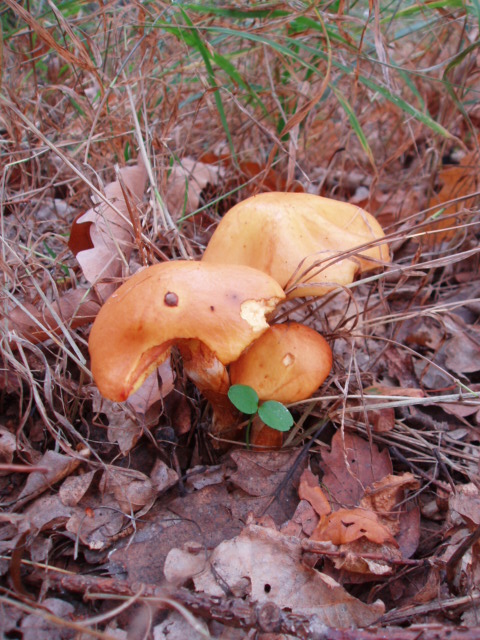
[88,192,389,444]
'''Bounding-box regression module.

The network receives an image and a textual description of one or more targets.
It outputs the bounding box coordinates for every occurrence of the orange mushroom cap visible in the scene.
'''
[202,192,390,297]
[89,261,285,402]
[229,322,332,404]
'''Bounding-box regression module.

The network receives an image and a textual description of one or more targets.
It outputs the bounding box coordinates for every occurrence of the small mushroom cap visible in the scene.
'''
[229,322,332,403]
[89,261,285,402]
[202,192,390,297]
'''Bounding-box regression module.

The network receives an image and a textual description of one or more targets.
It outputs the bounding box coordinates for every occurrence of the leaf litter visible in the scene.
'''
[2,3,480,639]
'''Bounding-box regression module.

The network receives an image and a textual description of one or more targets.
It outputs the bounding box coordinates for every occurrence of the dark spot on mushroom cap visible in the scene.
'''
[164,292,179,307]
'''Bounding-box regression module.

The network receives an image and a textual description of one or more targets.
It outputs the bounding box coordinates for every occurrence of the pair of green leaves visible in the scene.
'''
[228,384,294,432]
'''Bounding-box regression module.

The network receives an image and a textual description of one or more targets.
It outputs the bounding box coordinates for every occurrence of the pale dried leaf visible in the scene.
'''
[126,361,175,414]
[448,483,480,527]
[150,459,179,494]
[101,467,155,513]
[164,543,207,586]
[361,472,420,522]
[59,470,96,507]
[74,161,147,300]
[193,524,384,628]
[165,157,222,221]
[18,494,72,535]
[153,611,209,640]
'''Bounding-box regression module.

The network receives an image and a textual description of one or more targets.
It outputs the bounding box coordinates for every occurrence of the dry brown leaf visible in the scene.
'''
[66,503,125,551]
[192,524,384,628]
[298,468,331,517]
[4,288,101,345]
[311,508,398,546]
[448,482,480,528]
[14,449,87,509]
[18,494,72,535]
[91,362,174,454]
[0,426,16,476]
[320,431,392,509]
[71,160,147,300]
[165,157,222,221]
[101,467,155,514]
[285,499,319,537]
[425,148,480,245]
[361,472,420,522]
[150,459,179,494]
[20,597,75,640]
[444,330,480,374]
[228,449,304,499]
[59,470,97,507]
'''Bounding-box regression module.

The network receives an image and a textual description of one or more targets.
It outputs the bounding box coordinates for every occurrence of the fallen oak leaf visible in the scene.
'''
[311,508,399,547]
[320,430,392,509]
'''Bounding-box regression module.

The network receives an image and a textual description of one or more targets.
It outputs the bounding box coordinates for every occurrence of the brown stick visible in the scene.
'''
[31,570,480,640]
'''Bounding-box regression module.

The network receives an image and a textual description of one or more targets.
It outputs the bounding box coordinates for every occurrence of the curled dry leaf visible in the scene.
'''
[164,542,207,587]
[164,157,223,221]
[330,538,402,577]
[298,468,331,517]
[91,361,175,455]
[69,160,147,300]
[101,467,155,514]
[361,472,420,526]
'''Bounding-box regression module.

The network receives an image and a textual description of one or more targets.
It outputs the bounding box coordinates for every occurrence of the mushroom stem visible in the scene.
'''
[178,340,241,438]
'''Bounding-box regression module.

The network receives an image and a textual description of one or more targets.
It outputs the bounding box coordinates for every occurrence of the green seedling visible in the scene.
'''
[228,384,294,447]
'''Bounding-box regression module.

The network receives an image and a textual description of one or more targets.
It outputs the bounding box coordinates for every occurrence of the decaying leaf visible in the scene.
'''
[91,361,175,454]
[191,524,384,628]
[320,431,392,509]
[361,472,420,525]
[14,449,88,509]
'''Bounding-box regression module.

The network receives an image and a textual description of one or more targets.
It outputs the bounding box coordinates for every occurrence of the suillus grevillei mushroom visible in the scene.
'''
[229,322,332,446]
[88,260,285,433]
[202,191,390,297]
[230,322,332,403]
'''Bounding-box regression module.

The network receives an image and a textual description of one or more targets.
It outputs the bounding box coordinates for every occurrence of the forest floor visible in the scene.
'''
[1,2,480,639]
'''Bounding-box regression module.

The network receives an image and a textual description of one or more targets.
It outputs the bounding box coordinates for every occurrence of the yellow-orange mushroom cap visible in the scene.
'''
[202,192,390,297]
[229,323,332,404]
[89,261,285,402]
